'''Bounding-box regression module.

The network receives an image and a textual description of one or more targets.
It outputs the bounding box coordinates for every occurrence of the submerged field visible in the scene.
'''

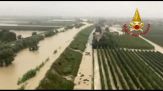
[0,17,90,89]
[1,16,163,90]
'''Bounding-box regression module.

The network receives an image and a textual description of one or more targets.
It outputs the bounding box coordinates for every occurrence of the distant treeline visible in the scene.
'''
[0,25,58,31]
[0,21,86,67]
[0,30,16,42]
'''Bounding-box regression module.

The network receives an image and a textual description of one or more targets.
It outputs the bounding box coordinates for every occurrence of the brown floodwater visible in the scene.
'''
[0,22,91,89]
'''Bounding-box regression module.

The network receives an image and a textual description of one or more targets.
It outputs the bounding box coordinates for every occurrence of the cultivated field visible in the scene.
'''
[93,23,163,90]
[96,48,163,90]
[144,23,163,47]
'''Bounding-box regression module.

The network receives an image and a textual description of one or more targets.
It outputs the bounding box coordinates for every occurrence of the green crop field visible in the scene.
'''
[96,48,163,90]
[144,24,163,47]
[107,33,154,49]
[93,31,154,49]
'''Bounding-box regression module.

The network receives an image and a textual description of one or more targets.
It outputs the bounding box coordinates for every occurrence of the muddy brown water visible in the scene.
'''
[0,23,91,89]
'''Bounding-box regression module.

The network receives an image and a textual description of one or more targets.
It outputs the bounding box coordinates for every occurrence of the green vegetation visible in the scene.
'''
[53,48,82,76]
[53,26,94,76]
[144,24,163,47]
[0,25,57,31]
[48,20,76,27]
[69,26,94,51]
[38,69,74,90]
[53,50,57,54]
[0,34,44,67]
[17,58,49,85]
[64,25,74,30]
[93,24,163,89]
[37,25,94,90]
[18,83,27,90]
[17,69,37,85]
[13,34,44,52]
[44,30,58,37]
[32,32,37,36]
[97,48,163,90]
[0,44,15,67]
[0,30,16,42]
[17,35,22,40]
[0,28,59,67]
[92,26,154,49]
[107,33,154,49]
[74,23,85,28]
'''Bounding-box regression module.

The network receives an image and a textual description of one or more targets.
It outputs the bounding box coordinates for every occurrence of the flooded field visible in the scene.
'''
[0,22,91,89]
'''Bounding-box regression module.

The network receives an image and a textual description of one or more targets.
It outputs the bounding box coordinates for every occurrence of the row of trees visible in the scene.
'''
[44,30,58,37]
[0,34,44,67]
[92,26,154,49]
[63,22,85,30]
[14,35,44,52]
[74,23,85,28]
[0,44,15,66]
[92,35,109,49]
[92,26,109,48]
[64,25,74,30]
[0,30,17,67]
[0,29,58,67]
[0,30,16,42]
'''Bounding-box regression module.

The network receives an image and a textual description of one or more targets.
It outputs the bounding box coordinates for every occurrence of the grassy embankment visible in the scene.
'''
[37,25,94,90]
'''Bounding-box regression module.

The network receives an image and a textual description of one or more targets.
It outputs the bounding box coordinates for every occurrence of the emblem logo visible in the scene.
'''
[122,8,150,37]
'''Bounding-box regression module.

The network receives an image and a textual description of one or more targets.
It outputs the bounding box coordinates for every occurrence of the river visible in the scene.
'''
[0,22,91,89]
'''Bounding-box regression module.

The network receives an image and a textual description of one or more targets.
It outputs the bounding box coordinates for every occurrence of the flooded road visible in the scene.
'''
[74,29,95,90]
[0,22,92,89]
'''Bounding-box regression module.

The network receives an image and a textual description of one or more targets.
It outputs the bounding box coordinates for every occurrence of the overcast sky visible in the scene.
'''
[0,1,162,18]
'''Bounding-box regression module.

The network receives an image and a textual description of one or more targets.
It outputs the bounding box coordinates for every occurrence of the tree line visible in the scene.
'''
[0,29,58,67]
